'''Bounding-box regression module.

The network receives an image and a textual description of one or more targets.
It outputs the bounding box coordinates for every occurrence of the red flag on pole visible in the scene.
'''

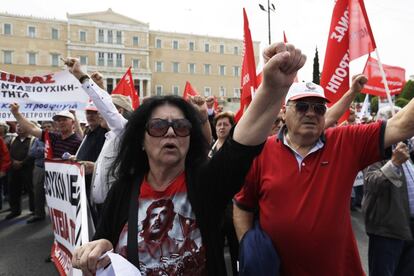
[320,0,376,106]
[362,56,405,96]
[283,31,288,43]
[112,67,139,109]
[44,130,53,159]
[183,81,199,100]
[235,8,258,122]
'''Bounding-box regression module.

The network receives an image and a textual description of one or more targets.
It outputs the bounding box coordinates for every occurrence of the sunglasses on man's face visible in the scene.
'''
[289,101,327,116]
[146,118,192,137]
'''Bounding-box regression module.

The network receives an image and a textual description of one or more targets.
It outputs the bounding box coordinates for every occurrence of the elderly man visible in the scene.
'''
[233,42,414,275]
[363,106,414,276]
[9,107,82,159]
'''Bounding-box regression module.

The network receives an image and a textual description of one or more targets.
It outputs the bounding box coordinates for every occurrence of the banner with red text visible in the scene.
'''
[362,56,406,96]
[0,70,89,122]
[45,160,93,276]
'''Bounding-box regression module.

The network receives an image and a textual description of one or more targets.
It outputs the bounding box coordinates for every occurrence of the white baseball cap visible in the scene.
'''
[52,110,74,121]
[285,82,330,104]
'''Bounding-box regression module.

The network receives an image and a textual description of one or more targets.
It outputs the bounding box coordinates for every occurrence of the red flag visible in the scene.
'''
[320,0,376,106]
[183,81,199,100]
[213,96,219,111]
[283,31,288,43]
[235,8,258,122]
[44,130,53,159]
[362,56,405,96]
[112,67,139,109]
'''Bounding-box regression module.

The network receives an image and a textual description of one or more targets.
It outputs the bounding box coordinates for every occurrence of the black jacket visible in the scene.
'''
[94,137,264,275]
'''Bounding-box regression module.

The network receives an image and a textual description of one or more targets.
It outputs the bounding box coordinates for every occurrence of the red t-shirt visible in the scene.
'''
[235,121,385,276]
[115,172,207,275]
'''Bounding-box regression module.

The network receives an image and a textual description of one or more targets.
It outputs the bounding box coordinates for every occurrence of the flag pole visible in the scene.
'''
[374,48,395,115]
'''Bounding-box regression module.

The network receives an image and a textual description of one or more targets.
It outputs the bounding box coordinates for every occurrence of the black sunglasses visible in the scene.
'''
[289,101,327,116]
[146,118,192,137]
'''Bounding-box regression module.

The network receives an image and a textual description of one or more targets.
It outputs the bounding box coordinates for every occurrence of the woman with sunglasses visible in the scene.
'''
[71,42,306,275]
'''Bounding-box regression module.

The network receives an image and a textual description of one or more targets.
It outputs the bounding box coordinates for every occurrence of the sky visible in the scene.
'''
[1,0,413,82]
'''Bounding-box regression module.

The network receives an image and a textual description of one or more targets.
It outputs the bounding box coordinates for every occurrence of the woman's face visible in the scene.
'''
[216,117,232,140]
[143,104,190,169]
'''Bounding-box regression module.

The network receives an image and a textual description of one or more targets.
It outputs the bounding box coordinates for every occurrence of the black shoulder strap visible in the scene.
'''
[127,176,141,268]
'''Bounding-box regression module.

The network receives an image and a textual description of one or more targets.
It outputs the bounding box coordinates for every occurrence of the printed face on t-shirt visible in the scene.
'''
[148,206,169,239]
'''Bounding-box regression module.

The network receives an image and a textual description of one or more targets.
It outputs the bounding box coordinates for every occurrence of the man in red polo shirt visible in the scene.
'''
[233,43,414,275]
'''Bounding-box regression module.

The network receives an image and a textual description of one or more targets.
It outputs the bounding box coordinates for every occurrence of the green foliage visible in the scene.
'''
[312,47,320,84]
[399,80,414,100]
[370,96,378,113]
[395,97,409,108]
[354,92,366,103]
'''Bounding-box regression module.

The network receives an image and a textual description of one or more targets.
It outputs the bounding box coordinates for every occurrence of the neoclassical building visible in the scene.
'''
[0,9,260,100]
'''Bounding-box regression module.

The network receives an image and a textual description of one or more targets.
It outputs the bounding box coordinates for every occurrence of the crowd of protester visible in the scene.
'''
[1,42,413,276]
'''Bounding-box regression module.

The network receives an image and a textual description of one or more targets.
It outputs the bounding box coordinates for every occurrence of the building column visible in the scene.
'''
[146,80,151,97]
[139,79,144,98]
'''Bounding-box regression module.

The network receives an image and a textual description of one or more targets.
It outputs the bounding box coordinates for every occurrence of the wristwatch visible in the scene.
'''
[78,74,90,84]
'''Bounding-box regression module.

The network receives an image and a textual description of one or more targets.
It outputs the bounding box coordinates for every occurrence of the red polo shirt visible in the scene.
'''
[234,121,387,276]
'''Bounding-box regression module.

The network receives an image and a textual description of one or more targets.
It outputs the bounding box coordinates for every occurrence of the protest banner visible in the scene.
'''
[45,160,93,276]
[0,70,89,122]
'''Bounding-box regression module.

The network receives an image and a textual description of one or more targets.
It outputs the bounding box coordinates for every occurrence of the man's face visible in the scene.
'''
[148,206,169,239]
[284,97,326,143]
[85,110,100,129]
[206,97,214,109]
[41,122,54,132]
[54,117,74,134]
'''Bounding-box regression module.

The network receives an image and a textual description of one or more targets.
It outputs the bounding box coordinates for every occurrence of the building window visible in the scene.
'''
[107,53,114,67]
[204,43,210,53]
[132,59,140,68]
[3,23,11,35]
[3,51,12,64]
[219,86,226,97]
[80,56,87,65]
[220,44,225,54]
[204,87,211,97]
[98,29,104,43]
[80,31,86,42]
[172,85,179,96]
[172,62,179,73]
[116,31,122,44]
[156,39,162,48]
[156,85,163,96]
[234,88,241,98]
[28,26,36,38]
[156,61,163,72]
[172,40,179,49]
[234,46,239,55]
[133,36,139,46]
[233,66,240,77]
[219,65,226,76]
[188,63,195,74]
[116,53,122,67]
[107,30,113,44]
[204,64,211,75]
[51,28,58,40]
[106,78,113,93]
[51,54,59,66]
[28,52,36,65]
[98,52,105,66]
[189,41,194,51]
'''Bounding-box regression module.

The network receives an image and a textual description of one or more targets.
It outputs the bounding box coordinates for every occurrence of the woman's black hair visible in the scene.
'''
[110,95,209,189]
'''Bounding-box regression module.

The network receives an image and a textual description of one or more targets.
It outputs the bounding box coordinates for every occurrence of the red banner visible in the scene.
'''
[362,56,406,96]
[112,67,139,109]
[235,8,258,122]
[183,81,199,100]
[320,0,376,105]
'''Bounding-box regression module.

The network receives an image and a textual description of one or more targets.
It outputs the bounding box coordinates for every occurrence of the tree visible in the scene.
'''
[399,80,414,101]
[313,47,320,84]
[395,97,409,108]
[370,96,378,113]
